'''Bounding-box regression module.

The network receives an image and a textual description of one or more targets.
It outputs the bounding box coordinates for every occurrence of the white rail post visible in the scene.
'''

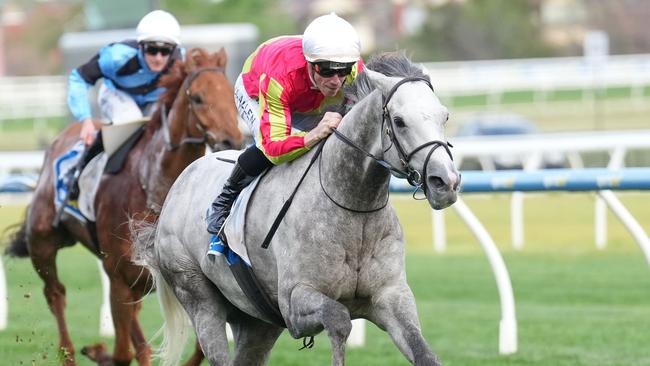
[347,319,366,347]
[595,198,607,250]
[599,190,650,266]
[98,260,115,337]
[511,153,542,250]
[596,147,627,249]
[510,192,524,250]
[433,210,446,253]
[431,156,464,253]
[453,197,517,354]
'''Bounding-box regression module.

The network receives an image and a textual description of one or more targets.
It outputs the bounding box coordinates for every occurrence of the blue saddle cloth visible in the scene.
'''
[52,142,87,223]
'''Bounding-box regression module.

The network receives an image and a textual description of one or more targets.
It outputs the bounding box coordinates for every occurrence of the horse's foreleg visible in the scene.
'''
[30,240,76,365]
[287,284,352,366]
[368,285,442,366]
[230,311,283,366]
[130,302,152,366]
[80,271,138,366]
[108,279,136,365]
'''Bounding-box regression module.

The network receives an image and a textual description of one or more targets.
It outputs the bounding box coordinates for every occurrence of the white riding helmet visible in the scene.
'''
[302,13,360,63]
[136,10,181,46]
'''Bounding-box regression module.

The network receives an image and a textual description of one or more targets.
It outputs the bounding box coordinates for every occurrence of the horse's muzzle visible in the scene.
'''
[425,170,460,209]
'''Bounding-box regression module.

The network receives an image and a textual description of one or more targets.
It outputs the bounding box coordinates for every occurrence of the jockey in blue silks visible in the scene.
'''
[65,10,185,198]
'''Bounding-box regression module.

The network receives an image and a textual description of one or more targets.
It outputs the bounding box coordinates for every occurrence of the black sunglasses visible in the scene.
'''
[143,44,174,56]
[314,64,353,78]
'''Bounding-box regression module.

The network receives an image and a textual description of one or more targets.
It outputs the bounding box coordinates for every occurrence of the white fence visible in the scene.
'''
[386,129,650,355]
[0,76,67,121]
[423,53,650,101]
[444,128,650,252]
[429,129,650,355]
[2,53,650,123]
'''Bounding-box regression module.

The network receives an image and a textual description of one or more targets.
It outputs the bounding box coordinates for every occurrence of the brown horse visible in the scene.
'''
[5,48,242,365]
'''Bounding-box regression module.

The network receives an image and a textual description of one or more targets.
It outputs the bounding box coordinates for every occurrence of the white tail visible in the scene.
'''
[152,268,192,366]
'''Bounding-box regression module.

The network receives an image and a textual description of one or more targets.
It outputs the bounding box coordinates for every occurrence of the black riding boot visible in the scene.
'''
[206,163,257,236]
[206,145,274,239]
[69,132,104,200]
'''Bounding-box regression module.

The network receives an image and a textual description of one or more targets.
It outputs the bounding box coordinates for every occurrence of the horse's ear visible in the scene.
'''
[364,69,395,95]
[186,49,198,71]
[215,47,228,69]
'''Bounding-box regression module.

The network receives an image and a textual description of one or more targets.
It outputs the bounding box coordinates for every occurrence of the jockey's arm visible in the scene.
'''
[67,53,103,123]
[304,112,342,148]
[257,77,310,165]
[68,53,104,145]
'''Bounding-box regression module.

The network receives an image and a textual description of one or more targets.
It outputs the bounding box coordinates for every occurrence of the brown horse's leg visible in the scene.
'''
[130,302,153,366]
[181,340,206,366]
[30,236,76,365]
[82,276,136,366]
[108,272,137,365]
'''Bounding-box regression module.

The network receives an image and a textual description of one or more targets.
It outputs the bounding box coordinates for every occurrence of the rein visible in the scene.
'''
[161,67,226,151]
[261,141,326,249]
[261,76,455,247]
[318,140,389,213]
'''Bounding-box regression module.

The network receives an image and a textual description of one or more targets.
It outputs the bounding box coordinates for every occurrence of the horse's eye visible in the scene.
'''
[393,116,406,128]
[189,94,203,104]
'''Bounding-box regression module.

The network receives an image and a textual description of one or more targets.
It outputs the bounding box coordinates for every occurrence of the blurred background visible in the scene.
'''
[1,2,650,365]
[1,0,650,183]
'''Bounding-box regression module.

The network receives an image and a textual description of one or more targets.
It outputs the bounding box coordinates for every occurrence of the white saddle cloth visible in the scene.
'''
[78,153,107,222]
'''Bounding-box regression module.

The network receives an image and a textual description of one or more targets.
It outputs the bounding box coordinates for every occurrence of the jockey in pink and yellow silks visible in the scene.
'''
[240,36,363,164]
[206,13,363,252]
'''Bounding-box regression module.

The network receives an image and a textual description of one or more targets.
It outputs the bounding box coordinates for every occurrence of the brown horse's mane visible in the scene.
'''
[148,47,226,131]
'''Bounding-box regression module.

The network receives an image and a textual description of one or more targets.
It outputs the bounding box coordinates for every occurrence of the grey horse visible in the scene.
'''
[133,53,460,366]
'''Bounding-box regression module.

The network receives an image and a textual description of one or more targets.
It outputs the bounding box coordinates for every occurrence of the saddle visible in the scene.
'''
[53,122,146,225]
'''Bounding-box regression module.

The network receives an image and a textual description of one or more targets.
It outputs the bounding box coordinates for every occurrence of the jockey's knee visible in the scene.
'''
[238,145,272,176]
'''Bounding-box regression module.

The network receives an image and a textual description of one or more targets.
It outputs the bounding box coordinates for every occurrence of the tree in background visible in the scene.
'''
[403,0,553,61]
[5,0,650,75]
[3,2,83,75]
[161,0,299,45]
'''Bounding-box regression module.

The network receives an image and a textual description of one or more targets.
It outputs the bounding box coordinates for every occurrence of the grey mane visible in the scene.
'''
[345,52,431,103]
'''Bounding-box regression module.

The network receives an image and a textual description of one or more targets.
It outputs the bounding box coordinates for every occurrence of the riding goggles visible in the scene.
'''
[312,61,355,78]
[142,43,175,56]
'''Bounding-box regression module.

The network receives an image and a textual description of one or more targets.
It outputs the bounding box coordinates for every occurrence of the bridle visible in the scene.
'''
[261,76,455,248]
[331,76,454,192]
[161,67,225,151]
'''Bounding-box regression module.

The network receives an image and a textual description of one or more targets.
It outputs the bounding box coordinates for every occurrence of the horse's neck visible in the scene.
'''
[139,98,205,211]
[320,91,390,209]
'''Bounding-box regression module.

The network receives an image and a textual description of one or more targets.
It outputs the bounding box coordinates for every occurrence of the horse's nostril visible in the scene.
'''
[428,176,446,190]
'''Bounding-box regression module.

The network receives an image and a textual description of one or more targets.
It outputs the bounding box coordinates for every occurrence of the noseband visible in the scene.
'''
[162,67,225,151]
[332,76,454,191]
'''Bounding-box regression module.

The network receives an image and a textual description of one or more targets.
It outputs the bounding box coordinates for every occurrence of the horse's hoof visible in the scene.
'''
[80,343,108,361]
[58,349,76,366]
